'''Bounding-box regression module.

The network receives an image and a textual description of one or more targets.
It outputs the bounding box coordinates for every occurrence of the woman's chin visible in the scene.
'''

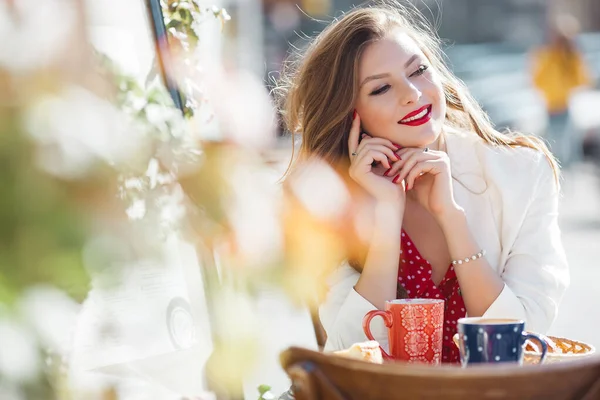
[401,126,441,149]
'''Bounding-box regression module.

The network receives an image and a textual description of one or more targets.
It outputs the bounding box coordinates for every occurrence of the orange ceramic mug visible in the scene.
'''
[363,299,444,364]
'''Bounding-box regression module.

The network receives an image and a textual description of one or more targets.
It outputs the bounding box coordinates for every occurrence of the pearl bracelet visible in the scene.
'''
[452,249,486,266]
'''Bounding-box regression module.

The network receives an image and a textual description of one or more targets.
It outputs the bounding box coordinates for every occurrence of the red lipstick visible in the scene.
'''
[398,104,432,127]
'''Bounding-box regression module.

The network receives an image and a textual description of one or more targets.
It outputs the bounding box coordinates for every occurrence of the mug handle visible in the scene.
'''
[362,310,393,360]
[521,332,548,364]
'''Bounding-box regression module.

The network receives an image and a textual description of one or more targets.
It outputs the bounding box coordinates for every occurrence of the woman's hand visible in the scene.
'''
[385,147,462,219]
[348,112,406,204]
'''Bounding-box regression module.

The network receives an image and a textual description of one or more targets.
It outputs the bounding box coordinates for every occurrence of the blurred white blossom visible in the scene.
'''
[25,86,148,179]
[202,68,276,150]
[289,159,350,220]
[0,319,40,383]
[18,285,80,358]
[228,163,282,269]
[145,158,174,190]
[144,104,187,140]
[126,198,147,220]
[157,184,187,229]
[0,0,76,71]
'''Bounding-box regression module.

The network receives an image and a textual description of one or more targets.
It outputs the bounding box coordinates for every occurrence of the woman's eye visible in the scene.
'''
[369,84,390,96]
[410,65,429,77]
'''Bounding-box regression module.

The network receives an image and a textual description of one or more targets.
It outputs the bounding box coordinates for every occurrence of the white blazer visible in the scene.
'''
[319,129,570,352]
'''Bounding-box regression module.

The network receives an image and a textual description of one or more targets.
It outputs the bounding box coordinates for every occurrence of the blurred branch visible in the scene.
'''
[158,0,231,118]
[162,0,231,49]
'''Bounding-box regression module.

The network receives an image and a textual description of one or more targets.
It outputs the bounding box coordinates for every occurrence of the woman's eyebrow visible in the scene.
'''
[403,54,419,68]
[359,54,420,88]
[360,73,390,88]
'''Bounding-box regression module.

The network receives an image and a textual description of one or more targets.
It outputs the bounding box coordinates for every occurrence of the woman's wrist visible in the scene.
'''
[374,199,404,218]
[356,199,403,309]
[437,205,467,234]
[368,199,403,251]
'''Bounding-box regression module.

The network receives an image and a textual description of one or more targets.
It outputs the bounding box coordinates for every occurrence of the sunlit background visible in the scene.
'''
[1,0,599,399]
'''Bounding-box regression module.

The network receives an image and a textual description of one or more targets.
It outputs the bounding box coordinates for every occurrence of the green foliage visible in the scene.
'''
[0,113,91,305]
[257,384,276,400]
[162,0,231,48]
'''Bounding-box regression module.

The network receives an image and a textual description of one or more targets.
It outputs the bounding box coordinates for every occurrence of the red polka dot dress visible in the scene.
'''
[397,229,465,364]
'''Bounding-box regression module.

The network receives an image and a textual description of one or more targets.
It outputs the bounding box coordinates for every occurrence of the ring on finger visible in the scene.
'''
[351,152,358,156]
[423,147,429,153]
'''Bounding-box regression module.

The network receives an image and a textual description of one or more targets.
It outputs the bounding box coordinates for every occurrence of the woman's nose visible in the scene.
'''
[400,83,422,105]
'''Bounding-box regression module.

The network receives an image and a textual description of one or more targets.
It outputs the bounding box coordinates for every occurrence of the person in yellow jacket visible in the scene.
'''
[531,15,593,168]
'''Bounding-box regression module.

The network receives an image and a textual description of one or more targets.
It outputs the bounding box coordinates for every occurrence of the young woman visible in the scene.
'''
[277,3,569,363]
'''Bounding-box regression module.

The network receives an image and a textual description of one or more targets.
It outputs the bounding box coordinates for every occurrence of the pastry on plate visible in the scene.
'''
[334,340,383,364]
[524,335,595,364]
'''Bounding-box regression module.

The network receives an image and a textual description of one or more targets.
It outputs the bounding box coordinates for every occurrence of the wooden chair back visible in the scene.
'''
[310,308,327,349]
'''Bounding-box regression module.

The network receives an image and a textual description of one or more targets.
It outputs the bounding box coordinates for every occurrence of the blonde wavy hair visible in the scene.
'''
[275,1,559,183]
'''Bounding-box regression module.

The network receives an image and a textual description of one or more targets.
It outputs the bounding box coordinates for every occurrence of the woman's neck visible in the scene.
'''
[428,131,447,153]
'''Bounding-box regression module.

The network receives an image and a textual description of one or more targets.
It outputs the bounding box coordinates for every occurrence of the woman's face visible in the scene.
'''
[355,30,446,149]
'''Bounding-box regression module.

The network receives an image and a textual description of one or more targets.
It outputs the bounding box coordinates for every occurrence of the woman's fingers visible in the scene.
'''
[385,158,403,177]
[354,139,400,164]
[404,160,442,189]
[397,154,427,183]
[365,150,392,169]
[357,135,401,152]
[360,144,399,163]
[353,148,392,170]
[347,111,361,159]
[388,148,436,178]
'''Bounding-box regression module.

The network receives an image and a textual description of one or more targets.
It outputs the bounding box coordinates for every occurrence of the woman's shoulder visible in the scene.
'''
[483,139,547,168]
[448,128,556,189]
[478,136,557,193]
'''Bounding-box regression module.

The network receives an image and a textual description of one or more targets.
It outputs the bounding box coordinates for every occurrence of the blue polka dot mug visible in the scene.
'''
[457,318,548,366]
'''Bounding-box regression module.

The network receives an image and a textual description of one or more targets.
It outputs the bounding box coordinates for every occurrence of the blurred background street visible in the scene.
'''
[552,164,600,346]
